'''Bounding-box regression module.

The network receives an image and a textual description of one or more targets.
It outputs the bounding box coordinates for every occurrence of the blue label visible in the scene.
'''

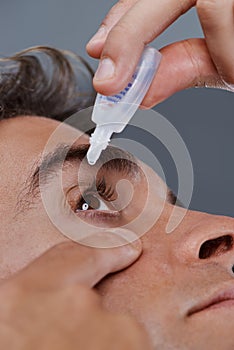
[100,71,138,104]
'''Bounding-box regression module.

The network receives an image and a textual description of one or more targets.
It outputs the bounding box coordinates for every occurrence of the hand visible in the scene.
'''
[87,0,234,107]
[0,234,152,349]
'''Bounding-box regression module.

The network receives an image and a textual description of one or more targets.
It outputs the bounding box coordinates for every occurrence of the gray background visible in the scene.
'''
[0,0,233,216]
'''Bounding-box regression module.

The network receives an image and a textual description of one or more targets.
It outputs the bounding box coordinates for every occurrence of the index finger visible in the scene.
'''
[87,0,196,95]
[8,230,142,291]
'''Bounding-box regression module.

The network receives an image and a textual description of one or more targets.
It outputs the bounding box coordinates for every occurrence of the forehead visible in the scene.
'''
[0,116,88,155]
[0,116,90,172]
[0,116,88,204]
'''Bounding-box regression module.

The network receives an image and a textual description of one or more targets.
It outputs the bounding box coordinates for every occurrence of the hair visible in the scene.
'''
[0,46,96,122]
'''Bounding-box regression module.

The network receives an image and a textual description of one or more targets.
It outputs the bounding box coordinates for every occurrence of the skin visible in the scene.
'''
[86,0,234,107]
[0,242,151,350]
[1,115,234,349]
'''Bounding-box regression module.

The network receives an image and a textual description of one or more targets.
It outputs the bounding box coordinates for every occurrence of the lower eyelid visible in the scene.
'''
[75,209,121,221]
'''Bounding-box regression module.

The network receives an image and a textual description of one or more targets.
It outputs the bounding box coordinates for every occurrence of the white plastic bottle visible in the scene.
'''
[87,46,162,165]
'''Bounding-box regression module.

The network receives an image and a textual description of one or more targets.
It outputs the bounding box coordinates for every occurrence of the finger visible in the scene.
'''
[91,0,196,95]
[140,38,227,108]
[86,0,138,59]
[11,229,142,291]
[196,0,234,85]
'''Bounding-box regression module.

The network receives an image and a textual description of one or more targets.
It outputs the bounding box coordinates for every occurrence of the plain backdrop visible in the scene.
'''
[0,0,233,216]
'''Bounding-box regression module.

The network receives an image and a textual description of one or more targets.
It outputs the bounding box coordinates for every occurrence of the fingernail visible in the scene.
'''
[88,26,106,46]
[94,57,115,81]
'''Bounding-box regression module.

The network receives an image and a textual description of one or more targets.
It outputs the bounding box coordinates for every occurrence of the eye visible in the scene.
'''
[75,194,110,212]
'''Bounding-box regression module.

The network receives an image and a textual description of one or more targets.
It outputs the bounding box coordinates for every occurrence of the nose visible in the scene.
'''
[174,213,234,273]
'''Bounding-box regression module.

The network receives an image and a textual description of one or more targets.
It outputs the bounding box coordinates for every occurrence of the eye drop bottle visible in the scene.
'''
[87,46,162,165]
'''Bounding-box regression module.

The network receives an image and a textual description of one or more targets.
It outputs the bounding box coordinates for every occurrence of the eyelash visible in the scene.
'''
[74,177,116,213]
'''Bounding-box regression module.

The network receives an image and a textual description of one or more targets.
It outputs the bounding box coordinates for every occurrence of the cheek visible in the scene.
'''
[95,243,184,348]
[0,208,68,279]
[95,214,181,318]
[96,236,172,315]
[96,257,152,321]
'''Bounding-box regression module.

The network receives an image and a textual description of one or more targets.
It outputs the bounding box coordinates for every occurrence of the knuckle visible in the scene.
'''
[110,20,130,38]
[178,0,196,15]
[105,20,141,55]
[196,0,221,15]
[101,0,136,27]
[180,39,201,80]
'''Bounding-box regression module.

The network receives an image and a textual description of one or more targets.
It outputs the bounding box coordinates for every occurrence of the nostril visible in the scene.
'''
[199,235,234,259]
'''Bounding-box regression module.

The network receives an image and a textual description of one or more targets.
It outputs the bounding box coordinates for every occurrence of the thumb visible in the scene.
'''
[10,229,142,291]
[87,0,196,96]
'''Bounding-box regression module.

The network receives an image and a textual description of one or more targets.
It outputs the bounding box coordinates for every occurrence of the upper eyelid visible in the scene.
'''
[67,179,115,209]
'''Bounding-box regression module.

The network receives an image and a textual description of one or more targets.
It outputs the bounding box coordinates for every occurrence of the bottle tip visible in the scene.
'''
[88,159,96,165]
[87,144,103,165]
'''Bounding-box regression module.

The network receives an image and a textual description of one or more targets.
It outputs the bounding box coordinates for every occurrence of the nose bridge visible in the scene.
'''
[174,212,234,266]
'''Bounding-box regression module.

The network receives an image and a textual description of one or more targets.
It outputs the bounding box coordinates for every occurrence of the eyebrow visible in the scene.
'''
[34,143,138,187]
[16,143,178,214]
[16,143,139,213]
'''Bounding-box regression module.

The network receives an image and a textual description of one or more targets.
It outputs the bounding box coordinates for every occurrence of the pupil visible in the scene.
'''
[90,196,100,210]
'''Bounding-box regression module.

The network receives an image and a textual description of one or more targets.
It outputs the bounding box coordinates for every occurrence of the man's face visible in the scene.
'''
[1,116,234,349]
